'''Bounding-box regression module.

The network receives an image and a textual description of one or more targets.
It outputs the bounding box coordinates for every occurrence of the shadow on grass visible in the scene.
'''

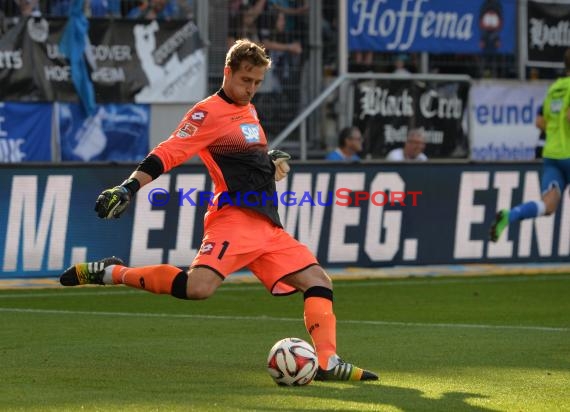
[261,383,499,412]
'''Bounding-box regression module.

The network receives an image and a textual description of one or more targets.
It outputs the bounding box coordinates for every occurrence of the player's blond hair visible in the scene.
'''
[225,39,271,72]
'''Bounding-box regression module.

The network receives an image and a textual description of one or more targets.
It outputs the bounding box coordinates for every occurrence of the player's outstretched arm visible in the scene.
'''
[94,171,153,219]
[268,149,291,182]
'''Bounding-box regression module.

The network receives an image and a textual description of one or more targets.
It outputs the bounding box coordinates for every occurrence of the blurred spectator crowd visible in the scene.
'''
[0,0,195,22]
[0,0,551,80]
[227,0,311,135]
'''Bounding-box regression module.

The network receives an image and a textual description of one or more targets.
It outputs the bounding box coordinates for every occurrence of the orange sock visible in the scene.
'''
[112,264,186,297]
[304,296,337,369]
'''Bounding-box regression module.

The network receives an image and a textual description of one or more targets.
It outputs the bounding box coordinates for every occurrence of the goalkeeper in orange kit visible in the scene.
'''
[59,39,378,382]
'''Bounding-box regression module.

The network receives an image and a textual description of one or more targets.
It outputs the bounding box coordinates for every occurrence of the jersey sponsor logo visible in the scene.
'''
[176,123,198,138]
[240,123,260,143]
[550,99,562,114]
[199,241,215,255]
[190,110,208,124]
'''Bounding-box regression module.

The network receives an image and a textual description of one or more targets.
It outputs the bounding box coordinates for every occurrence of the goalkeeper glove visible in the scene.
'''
[268,149,291,182]
[94,178,140,219]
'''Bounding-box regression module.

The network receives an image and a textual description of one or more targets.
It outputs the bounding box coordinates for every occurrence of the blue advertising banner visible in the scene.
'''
[0,102,52,162]
[57,103,150,162]
[1,162,569,278]
[348,0,516,53]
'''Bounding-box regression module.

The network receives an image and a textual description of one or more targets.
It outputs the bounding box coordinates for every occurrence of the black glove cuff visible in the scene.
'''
[121,178,141,196]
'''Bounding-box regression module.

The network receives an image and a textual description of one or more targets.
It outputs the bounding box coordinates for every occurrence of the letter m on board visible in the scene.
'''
[3,175,72,271]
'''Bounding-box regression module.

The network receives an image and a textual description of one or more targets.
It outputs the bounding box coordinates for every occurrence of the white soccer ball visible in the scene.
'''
[267,337,319,386]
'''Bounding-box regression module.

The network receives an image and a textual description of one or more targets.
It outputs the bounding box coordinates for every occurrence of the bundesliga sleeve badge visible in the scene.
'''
[176,123,198,138]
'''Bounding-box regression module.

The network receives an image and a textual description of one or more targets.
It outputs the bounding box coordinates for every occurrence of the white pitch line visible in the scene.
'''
[0,307,567,333]
[342,319,569,332]
[1,273,569,299]
[0,290,141,299]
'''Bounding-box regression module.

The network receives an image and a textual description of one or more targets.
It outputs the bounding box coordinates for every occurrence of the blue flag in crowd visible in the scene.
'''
[59,0,96,116]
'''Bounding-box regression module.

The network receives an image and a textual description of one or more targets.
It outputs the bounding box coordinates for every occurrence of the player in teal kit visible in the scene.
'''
[490,49,570,242]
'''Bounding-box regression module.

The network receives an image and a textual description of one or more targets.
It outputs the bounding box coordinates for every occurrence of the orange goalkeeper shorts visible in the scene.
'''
[191,206,318,295]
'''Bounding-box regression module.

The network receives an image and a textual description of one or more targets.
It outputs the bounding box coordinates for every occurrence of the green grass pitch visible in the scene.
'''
[0,273,569,411]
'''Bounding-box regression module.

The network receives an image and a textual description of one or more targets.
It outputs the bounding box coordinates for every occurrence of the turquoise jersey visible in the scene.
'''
[543,76,570,159]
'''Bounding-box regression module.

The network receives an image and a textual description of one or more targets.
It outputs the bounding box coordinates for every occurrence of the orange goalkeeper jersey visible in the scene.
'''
[150,89,281,227]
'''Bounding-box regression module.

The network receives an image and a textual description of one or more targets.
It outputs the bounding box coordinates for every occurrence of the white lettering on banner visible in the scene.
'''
[359,85,414,118]
[529,18,570,50]
[518,171,554,257]
[384,123,444,146]
[364,173,403,261]
[454,170,565,260]
[90,45,132,62]
[0,103,6,137]
[168,174,206,265]
[385,127,445,145]
[423,129,444,144]
[130,175,170,266]
[47,43,133,61]
[328,173,365,262]
[161,51,203,99]
[419,89,463,119]
[3,175,71,271]
[46,44,66,59]
[44,65,71,82]
[487,172,518,258]
[91,67,126,83]
[152,21,199,66]
[0,138,26,162]
[0,107,22,161]
[454,172,489,259]
[350,0,473,51]
[383,125,408,144]
[0,50,23,69]
[279,173,329,253]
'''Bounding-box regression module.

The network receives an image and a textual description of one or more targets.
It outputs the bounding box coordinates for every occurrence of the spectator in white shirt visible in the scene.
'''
[386,129,428,161]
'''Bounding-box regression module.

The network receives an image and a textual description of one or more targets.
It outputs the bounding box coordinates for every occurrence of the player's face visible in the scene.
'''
[223,62,266,106]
